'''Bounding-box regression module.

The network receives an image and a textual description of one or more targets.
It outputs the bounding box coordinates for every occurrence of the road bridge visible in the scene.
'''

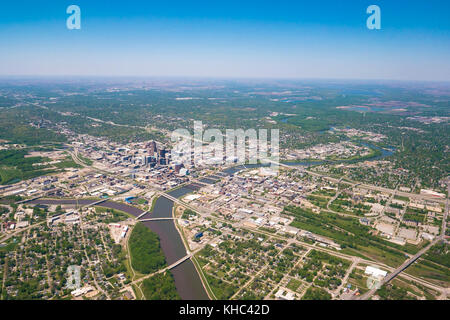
[357,237,440,300]
[125,253,194,288]
[139,217,181,222]
[135,211,150,220]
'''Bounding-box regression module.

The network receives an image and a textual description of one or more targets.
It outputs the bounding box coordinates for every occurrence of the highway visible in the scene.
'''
[306,168,447,204]
[263,158,447,204]
[357,237,441,300]
[25,192,448,298]
[358,182,449,300]
[69,148,449,299]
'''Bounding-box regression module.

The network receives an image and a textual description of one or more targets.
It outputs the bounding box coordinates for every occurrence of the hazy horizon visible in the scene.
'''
[1,0,449,81]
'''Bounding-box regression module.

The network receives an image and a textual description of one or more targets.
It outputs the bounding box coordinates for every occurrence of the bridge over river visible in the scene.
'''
[28,185,210,300]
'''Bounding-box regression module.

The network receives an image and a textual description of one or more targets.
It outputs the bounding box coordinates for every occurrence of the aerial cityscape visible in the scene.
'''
[0,0,448,309]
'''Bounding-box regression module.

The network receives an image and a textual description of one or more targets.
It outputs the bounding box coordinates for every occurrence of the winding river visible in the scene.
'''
[28,144,395,300]
[30,185,210,300]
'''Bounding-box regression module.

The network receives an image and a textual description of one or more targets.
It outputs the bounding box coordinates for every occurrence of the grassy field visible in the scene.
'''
[347,268,369,294]
[286,278,303,292]
[405,258,450,288]
[286,205,410,267]
[54,156,82,169]
[0,149,80,185]
[77,154,93,165]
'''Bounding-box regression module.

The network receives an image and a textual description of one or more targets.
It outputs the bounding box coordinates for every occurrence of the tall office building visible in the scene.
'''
[158,148,167,159]
[147,141,157,157]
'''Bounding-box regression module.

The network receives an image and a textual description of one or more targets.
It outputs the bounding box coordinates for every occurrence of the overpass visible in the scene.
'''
[357,237,441,300]
[358,182,449,300]
[68,148,449,297]
[159,192,210,215]
[15,188,59,204]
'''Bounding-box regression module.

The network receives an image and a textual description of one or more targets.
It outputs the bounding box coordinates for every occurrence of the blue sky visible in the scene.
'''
[0,0,449,80]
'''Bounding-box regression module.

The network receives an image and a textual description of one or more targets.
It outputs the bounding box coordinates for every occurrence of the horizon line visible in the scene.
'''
[0,75,449,84]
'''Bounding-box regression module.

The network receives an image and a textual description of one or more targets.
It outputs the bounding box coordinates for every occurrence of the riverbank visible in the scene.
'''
[28,196,209,300]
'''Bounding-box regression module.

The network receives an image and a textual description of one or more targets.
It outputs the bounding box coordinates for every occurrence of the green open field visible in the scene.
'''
[286,205,416,267]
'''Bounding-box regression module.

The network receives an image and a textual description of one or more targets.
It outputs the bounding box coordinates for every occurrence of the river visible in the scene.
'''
[28,145,394,300]
[29,187,210,300]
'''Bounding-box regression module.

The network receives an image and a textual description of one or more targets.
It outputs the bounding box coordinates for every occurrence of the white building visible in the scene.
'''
[275,289,295,300]
[365,266,387,279]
